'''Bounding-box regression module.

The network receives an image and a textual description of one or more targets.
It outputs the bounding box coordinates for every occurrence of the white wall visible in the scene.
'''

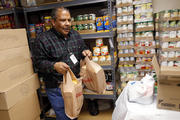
[153,0,180,13]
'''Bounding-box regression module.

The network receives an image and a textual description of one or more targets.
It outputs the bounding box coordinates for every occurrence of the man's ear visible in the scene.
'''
[51,19,55,26]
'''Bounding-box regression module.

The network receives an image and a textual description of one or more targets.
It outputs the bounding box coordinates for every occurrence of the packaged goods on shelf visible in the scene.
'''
[96,17,104,32]
[96,38,103,47]
[0,15,14,29]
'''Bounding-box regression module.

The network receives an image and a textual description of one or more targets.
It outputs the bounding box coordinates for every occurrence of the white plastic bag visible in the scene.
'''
[128,74,155,104]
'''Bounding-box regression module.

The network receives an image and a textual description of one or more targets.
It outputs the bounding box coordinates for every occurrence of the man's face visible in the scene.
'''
[52,9,71,37]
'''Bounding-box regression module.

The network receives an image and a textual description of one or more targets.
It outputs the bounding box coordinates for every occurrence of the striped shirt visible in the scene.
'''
[33,28,87,88]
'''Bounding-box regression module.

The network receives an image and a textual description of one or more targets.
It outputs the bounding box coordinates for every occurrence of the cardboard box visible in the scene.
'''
[152,56,180,79]
[0,92,41,120]
[152,56,180,111]
[0,61,34,91]
[0,29,28,51]
[157,83,180,111]
[35,117,41,120]
[0,74,40,110]
[0,46,31,72]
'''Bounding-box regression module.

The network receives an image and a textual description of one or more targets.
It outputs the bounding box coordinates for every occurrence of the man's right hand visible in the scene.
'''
[54,62,69,75]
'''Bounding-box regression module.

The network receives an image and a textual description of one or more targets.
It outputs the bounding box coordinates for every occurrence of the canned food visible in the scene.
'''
[29,24,36,38]
[169,21,176,27]
[96,38,103,47]
[88,23,96,30]
[83,24,88,30]
[83,14,89,21]
[120,57,124,62]
[117,8,122,14]
[169,42,176,48]
[101,46,109,55]
[93,47,101,56]
[106,55,111,61]
[130,57,134,61]
[168,61,174,67]
[88,14,96,20]
[125,57,129,61]
[119,49,123,54]
[176,41,180,48]
[122,7,128,13]
[99,56,106,62]
[161,52,168,58]
[171,9,178,18]
[72,25,77,31]
[124,49,129,54]
[175,51,180,57]
[163,10,171,18]
[77,15,83,21]
[169,31,176,38]
[35,24,44,34]
[168,51,175,58]
[77,24,84,31]
[92,56,98,62]
[161,61,168,66]
[117,16,123,22]
[162,42,169,48]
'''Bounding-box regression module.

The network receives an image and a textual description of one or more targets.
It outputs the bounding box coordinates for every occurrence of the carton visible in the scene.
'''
[152,56,180,111]
[0,92,41,120]
[0,74,40,110]
[152,56,180,78]
[0,61,34,91]
[0,29,28,51]
[0,46,31,72]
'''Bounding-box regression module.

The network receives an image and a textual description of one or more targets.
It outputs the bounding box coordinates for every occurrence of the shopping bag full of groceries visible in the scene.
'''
[80,57,106,94]
[60,69,83,119]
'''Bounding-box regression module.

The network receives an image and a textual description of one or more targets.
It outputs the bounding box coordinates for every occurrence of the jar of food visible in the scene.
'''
[168,51,175,58]
[162,42,169,48]
[77,15,83,21]
[99,56,106,62]
[171,9,178,18]
[161,61,168,66]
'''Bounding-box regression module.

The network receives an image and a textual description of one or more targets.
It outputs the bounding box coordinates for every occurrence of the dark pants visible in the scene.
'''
[46,88,77,120]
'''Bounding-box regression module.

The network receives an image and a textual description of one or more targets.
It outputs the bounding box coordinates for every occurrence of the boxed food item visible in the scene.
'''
[152,56,180,111]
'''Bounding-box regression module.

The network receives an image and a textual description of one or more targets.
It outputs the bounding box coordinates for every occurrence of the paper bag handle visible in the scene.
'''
[84,56,91,64]
[63,68,77,84]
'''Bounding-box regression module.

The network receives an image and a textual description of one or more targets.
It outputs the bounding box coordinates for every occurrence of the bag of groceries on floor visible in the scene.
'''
[60,69,83,119]
[80,57,106,94]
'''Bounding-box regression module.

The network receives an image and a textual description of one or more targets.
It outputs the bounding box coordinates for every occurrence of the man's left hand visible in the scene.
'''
[82,50,92,59]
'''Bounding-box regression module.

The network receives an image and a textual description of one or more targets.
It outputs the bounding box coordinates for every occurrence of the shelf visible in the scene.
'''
[160,27,180,32]
[135,37,154,41]
[134,46,157,49]
[101,65,115,70]
[135,26,154,32]
[83,89,115,99]
[81,31,115,39]
[118,45,134,49]
[0,8,14,16]
[160,38,180,42]
[116,3,133,8]
[118,53,134,57]
[117,21,133,25]
[117,11,134,16]
[23,0,110,12]
[161,57,180,61]
[135,54,155,57]
[117,37,134,42]
[117,29,133,33]
[162,48,180,52]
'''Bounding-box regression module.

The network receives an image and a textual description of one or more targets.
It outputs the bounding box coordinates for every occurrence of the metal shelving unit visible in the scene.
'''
[0,7,22,28]
[22,0,116,119]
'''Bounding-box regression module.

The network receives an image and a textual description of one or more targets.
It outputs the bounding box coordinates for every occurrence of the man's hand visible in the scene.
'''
[82,50,92,59]
[54,62,69,75]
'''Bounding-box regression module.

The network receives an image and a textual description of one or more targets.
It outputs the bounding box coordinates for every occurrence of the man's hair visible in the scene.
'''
[51,7,70,20]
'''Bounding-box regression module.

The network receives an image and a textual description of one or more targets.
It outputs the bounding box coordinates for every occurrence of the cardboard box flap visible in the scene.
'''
[161,66,180,76]
[0,29,28,51]
[152,55,160,77]
[152,56,180,77]
[0,74,40,110]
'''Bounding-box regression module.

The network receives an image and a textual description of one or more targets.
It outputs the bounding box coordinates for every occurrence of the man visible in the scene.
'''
[33,7,91,120]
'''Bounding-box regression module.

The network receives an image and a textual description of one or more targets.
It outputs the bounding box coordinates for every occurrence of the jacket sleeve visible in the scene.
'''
[32,34,55,74]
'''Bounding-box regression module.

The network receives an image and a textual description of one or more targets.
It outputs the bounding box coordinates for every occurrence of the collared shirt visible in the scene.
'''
[33,28,87,88]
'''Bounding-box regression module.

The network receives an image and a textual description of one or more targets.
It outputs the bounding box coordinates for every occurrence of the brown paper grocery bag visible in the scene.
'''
[81,57,106,94]
[60,69,84,119]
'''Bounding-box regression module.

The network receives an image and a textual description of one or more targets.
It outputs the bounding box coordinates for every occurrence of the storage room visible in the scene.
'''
[0,0,180,120]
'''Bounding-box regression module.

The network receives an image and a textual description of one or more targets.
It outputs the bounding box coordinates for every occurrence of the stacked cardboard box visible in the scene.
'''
[152,56,180,111]
[0,29,41,120]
